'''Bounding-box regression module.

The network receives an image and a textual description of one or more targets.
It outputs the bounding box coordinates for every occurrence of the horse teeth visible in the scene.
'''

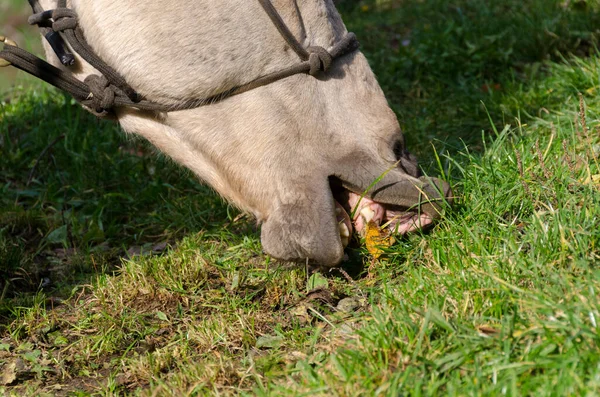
[338,222,350,247]
[339,222,350,238]
[341,236,349,247]
[360,206,375,223]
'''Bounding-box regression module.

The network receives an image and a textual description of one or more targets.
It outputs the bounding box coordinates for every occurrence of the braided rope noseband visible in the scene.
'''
[0,0,360,117]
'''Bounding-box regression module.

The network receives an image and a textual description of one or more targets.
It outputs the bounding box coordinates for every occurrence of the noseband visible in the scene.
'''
[0,0,359,117]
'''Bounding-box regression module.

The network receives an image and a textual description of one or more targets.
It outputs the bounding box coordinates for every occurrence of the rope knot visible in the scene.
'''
[84,74,116,114]
[307,46,333,76]
[52,8,78,31]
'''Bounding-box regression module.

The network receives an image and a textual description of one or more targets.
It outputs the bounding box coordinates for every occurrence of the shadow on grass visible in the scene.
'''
[338,0,600,169]
[0,91,251,325]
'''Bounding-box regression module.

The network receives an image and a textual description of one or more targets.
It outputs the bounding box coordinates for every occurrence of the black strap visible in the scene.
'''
[27,0,74,66]
[1,0,359,116]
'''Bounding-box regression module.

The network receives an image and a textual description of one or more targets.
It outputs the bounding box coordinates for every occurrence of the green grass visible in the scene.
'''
[0,0,42,93]
[1,0,600,395]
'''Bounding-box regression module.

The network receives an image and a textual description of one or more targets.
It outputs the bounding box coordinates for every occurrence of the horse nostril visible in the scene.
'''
[393,140,421,178]
[392,139,404,161]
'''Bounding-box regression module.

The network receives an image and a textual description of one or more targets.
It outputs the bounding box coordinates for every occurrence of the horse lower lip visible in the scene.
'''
[384,212,434,235]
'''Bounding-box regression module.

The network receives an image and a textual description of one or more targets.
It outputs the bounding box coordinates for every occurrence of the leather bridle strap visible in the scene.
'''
[257,0,312,61]
[0,0,359,116]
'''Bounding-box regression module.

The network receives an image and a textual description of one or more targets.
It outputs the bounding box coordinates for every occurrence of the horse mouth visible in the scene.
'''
[331,181,448,247]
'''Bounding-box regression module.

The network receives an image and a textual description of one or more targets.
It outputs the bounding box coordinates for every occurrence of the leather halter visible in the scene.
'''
[0,0,360,117]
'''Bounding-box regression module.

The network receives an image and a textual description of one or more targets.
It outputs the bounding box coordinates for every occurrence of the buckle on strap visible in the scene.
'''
[0,36,18,67]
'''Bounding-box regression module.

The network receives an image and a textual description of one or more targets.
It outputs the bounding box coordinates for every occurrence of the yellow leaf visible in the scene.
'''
[364,221,395,259]
[582,174,600,188]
